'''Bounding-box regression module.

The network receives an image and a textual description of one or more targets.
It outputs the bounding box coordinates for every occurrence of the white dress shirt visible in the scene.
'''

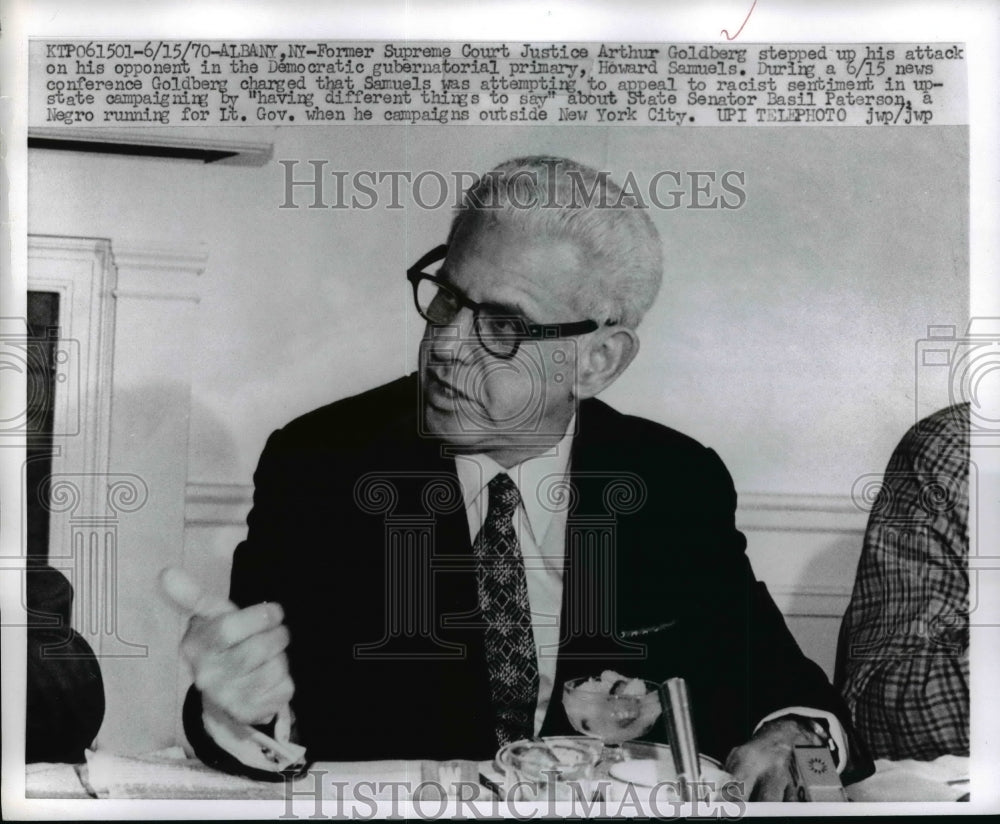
[452,424,575,736]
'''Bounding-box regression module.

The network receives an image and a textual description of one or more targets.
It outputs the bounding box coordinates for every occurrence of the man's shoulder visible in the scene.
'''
[578,398,719,465]
[574,399,739,523]
[911,402,969,440]
[893,402,969,474]
[271,374,418,450]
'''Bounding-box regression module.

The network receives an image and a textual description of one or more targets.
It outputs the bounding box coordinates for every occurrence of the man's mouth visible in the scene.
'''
[424,370,471,408]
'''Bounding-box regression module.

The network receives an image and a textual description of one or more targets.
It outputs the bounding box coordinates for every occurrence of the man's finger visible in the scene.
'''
[725,749,763,800]
[731,768,761,801]
[209,603,285,650]
[223,624,291,673]
[724,748,754,781]
[159,567,234,619]
[753,771,789,802]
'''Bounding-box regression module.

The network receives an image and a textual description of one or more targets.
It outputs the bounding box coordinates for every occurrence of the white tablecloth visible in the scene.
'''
[26,748,972,803]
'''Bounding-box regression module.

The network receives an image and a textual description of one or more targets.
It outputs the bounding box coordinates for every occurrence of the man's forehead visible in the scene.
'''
[446,224,585,286]
[445,231,587,322]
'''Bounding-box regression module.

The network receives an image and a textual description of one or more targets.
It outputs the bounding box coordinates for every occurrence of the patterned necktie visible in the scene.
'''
[474,472,539,746]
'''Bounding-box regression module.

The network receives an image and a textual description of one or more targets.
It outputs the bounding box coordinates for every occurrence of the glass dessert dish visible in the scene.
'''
[562,671,662,771]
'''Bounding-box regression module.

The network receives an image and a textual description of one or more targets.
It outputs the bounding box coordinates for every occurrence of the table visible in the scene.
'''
[24,748,971,804]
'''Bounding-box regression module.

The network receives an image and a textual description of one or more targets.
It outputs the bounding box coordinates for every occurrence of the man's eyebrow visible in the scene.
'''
[480,299,530,318]
[437,269,532,319]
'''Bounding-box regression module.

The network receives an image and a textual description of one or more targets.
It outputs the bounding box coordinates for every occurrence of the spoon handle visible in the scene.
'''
[660,677,703,801]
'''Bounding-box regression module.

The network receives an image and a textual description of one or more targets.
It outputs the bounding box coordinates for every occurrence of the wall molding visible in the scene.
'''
[185,482,253,526]
[768,585,852,617]
[111,289,201,303]
[112,244,208,276]
[737,492,870,533]
[27,234,114,257]
[185,486,870,530]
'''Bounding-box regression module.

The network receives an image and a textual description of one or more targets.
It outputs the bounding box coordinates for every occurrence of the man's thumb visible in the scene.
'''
[158,567,234,619]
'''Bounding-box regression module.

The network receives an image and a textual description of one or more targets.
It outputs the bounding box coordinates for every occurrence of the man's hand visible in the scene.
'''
[724,716,825,801]
[159,567,294,726]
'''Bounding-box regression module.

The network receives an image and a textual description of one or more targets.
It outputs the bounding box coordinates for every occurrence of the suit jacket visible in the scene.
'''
[185,374,873,781]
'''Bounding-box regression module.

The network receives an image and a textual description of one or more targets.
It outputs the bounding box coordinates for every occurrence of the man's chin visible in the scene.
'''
[423,403,472,441]
[423,403,504,452]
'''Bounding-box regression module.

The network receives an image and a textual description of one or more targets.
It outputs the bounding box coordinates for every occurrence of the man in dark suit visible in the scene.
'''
[164,156,871,798]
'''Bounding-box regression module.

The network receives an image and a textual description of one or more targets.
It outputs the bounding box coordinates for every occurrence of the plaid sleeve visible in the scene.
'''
[837,404,970,761]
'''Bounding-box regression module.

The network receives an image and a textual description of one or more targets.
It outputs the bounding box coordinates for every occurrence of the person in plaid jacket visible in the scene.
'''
[837,403,970,760]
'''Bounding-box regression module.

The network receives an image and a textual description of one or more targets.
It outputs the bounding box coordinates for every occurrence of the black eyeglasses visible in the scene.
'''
[406,245,600,359]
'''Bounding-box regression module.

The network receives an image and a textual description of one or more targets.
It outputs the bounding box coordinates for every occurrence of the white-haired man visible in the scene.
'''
[165,156,873,799]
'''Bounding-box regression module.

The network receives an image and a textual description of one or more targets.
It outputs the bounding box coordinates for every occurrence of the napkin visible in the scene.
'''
[83,748,430,801]
[83,749,287,799]
[846,755,970,802]
[25,762,93,799]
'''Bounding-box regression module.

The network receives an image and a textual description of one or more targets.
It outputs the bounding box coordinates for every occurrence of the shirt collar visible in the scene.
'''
[453,418,576,545]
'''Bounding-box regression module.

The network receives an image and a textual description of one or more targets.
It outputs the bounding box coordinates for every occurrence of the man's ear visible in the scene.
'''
[574,327,639,400]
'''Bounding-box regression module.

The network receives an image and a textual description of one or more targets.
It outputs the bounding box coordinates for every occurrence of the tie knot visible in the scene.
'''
[488,473,521,516]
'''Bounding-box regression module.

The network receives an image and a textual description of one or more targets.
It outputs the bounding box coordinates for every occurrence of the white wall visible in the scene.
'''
[27,123,968,752]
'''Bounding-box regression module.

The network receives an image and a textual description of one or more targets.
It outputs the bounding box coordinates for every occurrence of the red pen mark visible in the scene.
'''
[720,0,757,41]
